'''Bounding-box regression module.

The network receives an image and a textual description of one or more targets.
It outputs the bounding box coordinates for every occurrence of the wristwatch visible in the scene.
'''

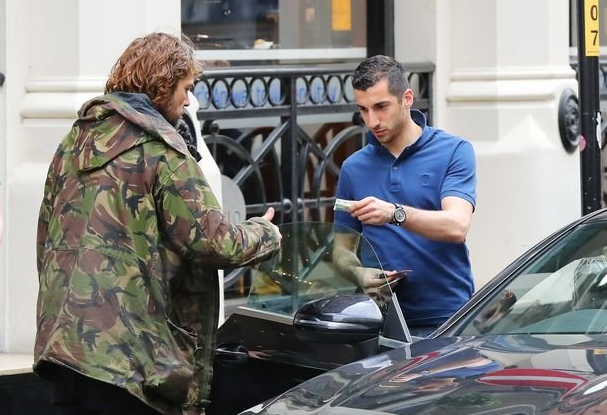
[390,203,406,226]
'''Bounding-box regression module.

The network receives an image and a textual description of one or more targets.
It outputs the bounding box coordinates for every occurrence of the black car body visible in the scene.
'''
[210,210,607,415]
[239,334,607,414]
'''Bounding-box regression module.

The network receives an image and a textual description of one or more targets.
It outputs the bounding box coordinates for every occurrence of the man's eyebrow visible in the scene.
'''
[373,100,390,106]
[357,101,389,110]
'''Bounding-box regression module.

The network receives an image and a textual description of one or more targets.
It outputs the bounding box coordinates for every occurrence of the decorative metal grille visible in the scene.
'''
[193,63,434,224]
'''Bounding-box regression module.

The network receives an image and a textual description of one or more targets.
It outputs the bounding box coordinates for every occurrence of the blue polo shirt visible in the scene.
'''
[334,110,476,326]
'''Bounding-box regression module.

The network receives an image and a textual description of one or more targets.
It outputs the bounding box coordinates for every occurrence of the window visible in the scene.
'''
[181,0,367,65]
[456,222,607,335]
[245,222,381,317]
[570,0,607,54]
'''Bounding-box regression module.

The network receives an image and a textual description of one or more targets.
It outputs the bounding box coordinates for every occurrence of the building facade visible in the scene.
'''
[0,0,579,359]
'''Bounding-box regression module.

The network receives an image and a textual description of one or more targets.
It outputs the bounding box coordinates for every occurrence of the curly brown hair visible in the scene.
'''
[105,32,203,111]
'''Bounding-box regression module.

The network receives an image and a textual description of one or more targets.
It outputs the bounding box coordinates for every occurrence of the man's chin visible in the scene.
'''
[373,133,389,142]
[373,128,389,136]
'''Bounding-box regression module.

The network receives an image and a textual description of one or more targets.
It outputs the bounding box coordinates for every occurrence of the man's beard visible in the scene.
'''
[165,110,183,127]
[158,103,183,127]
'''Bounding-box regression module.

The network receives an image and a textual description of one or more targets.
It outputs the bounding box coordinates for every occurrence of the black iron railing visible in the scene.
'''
[193,63,434,225]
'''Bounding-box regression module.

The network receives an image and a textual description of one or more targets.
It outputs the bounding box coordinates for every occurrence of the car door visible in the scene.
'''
[208,221,389,415]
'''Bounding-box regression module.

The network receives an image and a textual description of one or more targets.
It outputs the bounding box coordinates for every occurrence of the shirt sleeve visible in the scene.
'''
[440,140,477,210]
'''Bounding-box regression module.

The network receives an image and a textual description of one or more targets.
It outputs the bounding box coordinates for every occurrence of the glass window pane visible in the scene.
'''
[246,222,381,317]
[455,223,607,335]
[182,0,367,65]
[570,0,607,49]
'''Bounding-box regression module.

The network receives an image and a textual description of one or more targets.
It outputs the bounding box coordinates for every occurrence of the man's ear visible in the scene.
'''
[403,88,415,108]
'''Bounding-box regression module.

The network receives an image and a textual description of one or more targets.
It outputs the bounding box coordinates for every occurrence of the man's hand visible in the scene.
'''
[262,206,275,222]
[353,268,404,302]
[261,207,282,241]
[348,197,394,225]
[353,267,403,288]
[332,232,404,303]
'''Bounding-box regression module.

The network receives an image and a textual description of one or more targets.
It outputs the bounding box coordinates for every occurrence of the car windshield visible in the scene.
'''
[455,221,607,335]
[246,221,385,316]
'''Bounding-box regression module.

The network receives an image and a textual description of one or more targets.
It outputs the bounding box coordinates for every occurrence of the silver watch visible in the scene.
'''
[390,203,406,225]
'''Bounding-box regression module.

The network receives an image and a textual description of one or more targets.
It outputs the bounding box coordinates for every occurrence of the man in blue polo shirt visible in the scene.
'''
[333,55,476,337]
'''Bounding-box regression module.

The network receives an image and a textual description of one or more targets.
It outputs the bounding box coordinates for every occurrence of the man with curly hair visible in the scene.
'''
[35,32,281,415]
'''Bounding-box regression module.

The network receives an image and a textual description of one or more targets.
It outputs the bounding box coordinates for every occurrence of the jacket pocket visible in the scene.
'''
[142,319,197,404]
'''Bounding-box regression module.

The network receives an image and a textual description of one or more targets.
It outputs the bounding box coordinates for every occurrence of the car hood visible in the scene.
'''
[244,334,607,415]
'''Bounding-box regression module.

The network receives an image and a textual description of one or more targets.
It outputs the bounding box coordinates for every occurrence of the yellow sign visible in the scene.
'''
[585,0,600,56]
[332,0,351,31]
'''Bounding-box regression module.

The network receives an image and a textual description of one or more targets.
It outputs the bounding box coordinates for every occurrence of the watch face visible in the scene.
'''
[394,210,405,222]
[394,207,406,223]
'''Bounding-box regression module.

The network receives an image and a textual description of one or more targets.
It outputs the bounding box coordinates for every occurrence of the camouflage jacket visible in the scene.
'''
[35,92,281,415]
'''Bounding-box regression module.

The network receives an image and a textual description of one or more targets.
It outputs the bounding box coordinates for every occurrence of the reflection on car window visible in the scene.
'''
[246,222,382,316]
[459,223,607,335]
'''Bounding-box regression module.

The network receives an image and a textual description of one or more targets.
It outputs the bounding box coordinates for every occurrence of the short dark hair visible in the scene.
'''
[351,55,410,101]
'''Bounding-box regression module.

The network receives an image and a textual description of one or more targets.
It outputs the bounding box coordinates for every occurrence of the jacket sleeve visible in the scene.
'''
[37,153,62,274]
[37,179,51,274]
[156,156,280,268]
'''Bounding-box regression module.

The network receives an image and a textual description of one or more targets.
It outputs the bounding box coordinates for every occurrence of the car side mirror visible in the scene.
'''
[293,294,383,344]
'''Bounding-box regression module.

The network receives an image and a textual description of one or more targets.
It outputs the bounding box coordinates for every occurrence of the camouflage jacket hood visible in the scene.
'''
[74,92,190,171]
[35,92,280,415]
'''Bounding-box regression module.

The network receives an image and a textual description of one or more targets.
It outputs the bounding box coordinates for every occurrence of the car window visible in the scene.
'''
[246,221,383,316]
[456,222,607,335]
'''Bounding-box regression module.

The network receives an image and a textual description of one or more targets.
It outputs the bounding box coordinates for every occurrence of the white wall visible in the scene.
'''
[0,0,585,353]
[396,0,580,287]
[0,0,225,353]
[0,0,6,355]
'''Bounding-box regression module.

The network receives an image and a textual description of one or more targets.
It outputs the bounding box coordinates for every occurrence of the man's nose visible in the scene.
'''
[184,94,191,107]
[367,110,380,127]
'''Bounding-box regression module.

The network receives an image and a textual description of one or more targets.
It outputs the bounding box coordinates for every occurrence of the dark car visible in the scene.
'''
[210,210,607,415]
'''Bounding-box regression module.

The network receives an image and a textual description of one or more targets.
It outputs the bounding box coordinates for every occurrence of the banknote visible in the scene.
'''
[333,198,356,211]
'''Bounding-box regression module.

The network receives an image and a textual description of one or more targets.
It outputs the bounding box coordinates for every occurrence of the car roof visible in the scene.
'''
[582,207,607,223]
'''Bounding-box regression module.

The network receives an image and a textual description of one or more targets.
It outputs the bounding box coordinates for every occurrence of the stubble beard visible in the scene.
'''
[162,106,184,127]
[373,128,396,145]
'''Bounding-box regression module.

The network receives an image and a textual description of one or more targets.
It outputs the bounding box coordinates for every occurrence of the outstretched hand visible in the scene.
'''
[262,207,275,222]
[262,207,282,241]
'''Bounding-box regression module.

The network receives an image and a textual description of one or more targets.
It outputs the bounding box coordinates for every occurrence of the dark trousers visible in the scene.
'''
[45,364,163,415]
